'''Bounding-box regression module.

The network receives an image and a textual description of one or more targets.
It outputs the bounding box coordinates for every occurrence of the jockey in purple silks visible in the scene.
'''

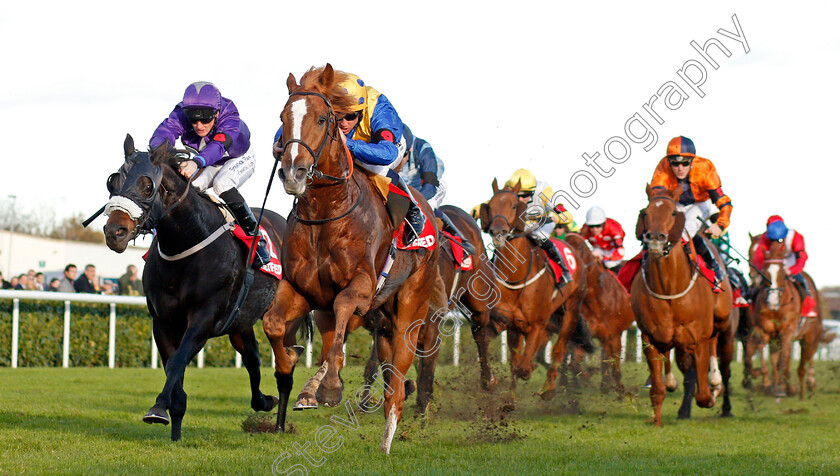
[150,81,270,268]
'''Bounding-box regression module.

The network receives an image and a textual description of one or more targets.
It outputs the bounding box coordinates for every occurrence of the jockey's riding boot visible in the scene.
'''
[538,238,572,284]
[692,236,724,292]
[394,176,426,244]
[792,274,818,317]
[434,208,476,255]
[220,189,271,269]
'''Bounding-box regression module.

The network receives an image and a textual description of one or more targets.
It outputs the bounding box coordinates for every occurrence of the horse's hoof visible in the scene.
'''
[143,408,170,425]
[404,380,417,397]
[291,345,305,358]
[294,394,318,411]
[742,378,753,389]
[316,385,343,408]
[538,389,557,401]
[481,375,498,391]
[721,411,734,418]
[664,374,679,392]
[709,370,723,387]
[261,395,280,412]
[677,412,690,420]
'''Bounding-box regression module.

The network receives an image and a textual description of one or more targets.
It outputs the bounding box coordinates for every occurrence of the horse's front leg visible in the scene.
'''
[643,335,666,427]
[229,329,279,413]
[318,275,374,407]
[145,316,213,441]
[263,280,309,431]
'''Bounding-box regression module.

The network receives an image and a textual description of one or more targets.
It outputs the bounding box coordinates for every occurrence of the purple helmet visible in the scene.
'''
[182,81,221,111]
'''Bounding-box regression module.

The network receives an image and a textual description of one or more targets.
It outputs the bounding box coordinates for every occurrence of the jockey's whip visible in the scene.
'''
[216,148,283,336]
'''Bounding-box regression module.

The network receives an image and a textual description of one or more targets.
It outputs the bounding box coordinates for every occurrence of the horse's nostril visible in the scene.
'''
[294,167,307,181]
[657,233,666,241]
[277,168,286,182]
[644,232,652,240]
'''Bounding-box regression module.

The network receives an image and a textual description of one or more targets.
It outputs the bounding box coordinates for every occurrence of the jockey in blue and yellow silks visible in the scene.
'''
[273,71,425,244]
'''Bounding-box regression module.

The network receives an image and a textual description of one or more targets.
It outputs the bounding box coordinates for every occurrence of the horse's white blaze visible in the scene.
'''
[709,356,722,387]
[767,264,781,309]
[380,405,398,454]
[288,98,308,168]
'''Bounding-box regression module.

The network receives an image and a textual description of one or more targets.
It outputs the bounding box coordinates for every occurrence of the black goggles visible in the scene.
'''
[336,111,360,122]
[184,107,217,124]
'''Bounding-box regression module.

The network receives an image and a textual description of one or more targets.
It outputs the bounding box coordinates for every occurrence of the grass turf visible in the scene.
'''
[2,359,840,475]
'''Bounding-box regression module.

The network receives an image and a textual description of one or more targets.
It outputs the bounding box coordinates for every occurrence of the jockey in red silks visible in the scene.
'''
[650,136,732,290]
[150,81,270,268]
[751,216,818,317]
[580,206,625,272]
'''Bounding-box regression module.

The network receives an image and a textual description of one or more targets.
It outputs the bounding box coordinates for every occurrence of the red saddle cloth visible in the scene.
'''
[441,231,473,270]
[232,225,283,279]
[618,250,723,295]
[542,238,578,285]
[392,184,437,251]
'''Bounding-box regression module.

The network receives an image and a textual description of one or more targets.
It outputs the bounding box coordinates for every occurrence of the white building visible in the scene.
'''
[0,229,147,280]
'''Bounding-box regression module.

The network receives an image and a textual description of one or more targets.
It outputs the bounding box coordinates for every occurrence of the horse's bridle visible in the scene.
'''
[281,91,349,183]
[642,195,681,257]
[759,258,795,307]
[485,189,529,240]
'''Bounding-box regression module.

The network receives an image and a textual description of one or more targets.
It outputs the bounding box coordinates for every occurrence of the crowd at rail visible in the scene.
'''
[0,263,144,296]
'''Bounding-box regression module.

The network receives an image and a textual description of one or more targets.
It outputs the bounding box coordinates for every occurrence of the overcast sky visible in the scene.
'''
[1,1,837,285]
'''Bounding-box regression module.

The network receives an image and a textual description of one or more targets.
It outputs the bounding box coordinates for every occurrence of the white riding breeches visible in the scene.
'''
[191,146,256,195]
[428,178,447,209]
[677,199,717,240]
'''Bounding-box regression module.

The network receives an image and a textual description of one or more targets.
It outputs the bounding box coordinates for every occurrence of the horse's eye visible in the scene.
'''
[318,116,326,125]
[672,211,676,216]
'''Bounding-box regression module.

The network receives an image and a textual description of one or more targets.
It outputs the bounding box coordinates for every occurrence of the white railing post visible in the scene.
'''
[736,342,743,363]
[305,336,312,368]
[150,335,158,369]
[63,301,71,368]
[793,342,801,361]
[544,338,552,364]
[636,329,643,363]
[197,349,205,368]
[108,303,116,369]
[453,321,460,367]
[11,298,19,368]
[235,352,242,368]
[500,330,507,364]
[620,330,627,363]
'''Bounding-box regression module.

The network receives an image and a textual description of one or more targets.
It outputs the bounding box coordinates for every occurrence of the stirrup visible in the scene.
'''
[403,209,425,244]
[252,238,271,269]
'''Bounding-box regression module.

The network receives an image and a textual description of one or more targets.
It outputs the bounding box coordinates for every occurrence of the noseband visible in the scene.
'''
[486,190,528,239]
[281,91,349,183]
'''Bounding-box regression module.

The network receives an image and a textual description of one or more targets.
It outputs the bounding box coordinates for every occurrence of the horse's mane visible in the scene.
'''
[298,66,360,112]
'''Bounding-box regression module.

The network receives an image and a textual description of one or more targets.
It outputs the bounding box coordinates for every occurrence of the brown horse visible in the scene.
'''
[563,233,635,393]
[478,179,586,400]
[750,240,830,398]
[262,64,440,454]
[632,185,736,426]
[741,232,770,387]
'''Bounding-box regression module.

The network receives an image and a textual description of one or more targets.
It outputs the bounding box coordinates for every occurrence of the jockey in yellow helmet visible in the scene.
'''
[505,168,572,283]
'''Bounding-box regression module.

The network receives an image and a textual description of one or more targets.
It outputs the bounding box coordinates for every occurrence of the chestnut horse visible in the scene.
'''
[263,64,440,454]
[749,240,830,398]
[563,233,635,393]
[741,232,770,387]
[102,135,288,441]
[478,179,586,400]
[632,185,736,426]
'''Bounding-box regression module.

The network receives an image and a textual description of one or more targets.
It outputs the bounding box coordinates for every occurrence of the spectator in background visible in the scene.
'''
[74,264,99,294]
[57,264,77,293]
[118,265,144,296]
[0,271,11,289]
[34,272,46,291]
[10,276,19,289]
[48,278,61,292]
[15,274,28,290]
[101,281,116,295]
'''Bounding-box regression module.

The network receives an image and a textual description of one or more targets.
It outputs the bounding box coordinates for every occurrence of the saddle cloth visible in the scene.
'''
[441,231,473,270]
[618,250,722,296]
[541,238,577,285]
[231,225,283,279]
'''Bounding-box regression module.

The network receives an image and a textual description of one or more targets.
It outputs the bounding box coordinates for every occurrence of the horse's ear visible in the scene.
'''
[150,140,169,166]
[492,178,499,194]
[124,134,135,159]
[635,210,647,241]
[513,201,527,231]
[513,179,522,196]
[286,73,299,93]
[320,63,335,87]
[479,203,490,233]
[669,211,686,244]
[645,183,653,199]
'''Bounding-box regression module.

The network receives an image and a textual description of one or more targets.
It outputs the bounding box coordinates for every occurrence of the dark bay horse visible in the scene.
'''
[478,179,586,400]
[632,185,736,426]
[750,241,831,398]
[563,233,635,393]
[263,64,440,454]
[102,135,288,441]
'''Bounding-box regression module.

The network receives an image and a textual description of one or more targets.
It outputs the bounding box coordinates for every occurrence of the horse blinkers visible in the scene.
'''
[635,210,646,242]
[513,201,528,232]
[668,210,686,245]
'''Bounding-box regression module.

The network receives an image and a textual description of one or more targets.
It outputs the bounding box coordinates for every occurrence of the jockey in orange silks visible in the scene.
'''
[751,216,818,317]
[650,136,732,290]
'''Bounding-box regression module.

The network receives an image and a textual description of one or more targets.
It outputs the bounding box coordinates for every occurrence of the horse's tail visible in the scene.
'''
[300,312,314,344]
[572,314,596,354]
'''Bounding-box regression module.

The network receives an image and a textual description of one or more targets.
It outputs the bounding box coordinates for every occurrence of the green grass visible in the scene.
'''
[2,359,840,475]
